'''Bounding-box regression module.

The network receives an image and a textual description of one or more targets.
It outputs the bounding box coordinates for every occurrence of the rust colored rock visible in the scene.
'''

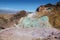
[36,3,60,29]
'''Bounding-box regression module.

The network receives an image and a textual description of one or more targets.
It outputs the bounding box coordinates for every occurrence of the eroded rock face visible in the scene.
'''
[0,10,28,29]
[36,4,60,29]
[0,2,60,40]
[17,12,52,28]
[0,27,60,40]
[10,10,27,24]
[0,13,60,40]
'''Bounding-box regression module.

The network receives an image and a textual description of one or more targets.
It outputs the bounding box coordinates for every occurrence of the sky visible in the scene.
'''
[0,0,60,12]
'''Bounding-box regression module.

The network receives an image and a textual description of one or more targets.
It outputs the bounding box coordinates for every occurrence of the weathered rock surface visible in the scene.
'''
[0,27,60,40]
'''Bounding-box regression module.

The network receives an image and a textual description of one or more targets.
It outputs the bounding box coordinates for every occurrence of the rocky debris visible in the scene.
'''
[0,27,60,40]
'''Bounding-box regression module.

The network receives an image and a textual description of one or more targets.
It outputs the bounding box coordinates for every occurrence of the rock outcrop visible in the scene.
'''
[0,10,27,29]
[36,2,60,29]
[0,2,60,40]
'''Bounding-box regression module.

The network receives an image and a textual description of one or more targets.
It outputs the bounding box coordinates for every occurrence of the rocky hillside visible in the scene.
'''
[0,2,60,40]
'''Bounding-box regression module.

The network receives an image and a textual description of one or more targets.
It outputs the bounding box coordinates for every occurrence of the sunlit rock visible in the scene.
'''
[0,26,60,40]
[36,3,60,29]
